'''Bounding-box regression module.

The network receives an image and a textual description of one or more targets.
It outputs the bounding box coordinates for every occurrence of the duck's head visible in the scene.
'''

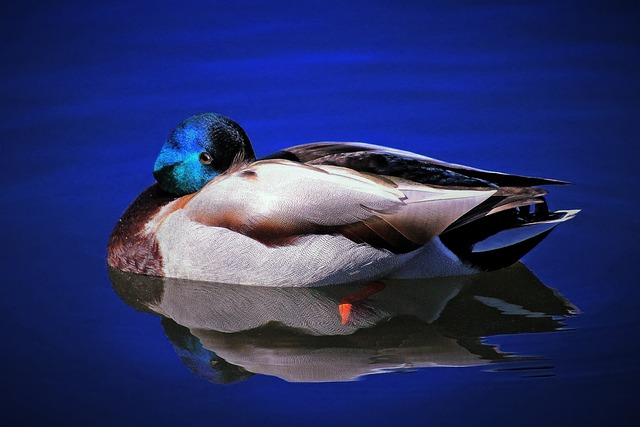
[153,113,256,196]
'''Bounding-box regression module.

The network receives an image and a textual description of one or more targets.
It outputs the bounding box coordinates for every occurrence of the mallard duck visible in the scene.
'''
[107,113,578,286]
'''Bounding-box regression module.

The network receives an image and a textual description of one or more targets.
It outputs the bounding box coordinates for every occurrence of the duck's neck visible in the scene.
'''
[107,184,177,276]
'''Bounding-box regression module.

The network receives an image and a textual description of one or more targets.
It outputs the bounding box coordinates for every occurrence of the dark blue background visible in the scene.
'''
[2,1,638,425]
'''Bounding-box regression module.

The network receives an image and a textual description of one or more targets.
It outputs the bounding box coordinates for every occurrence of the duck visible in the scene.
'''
[107,112,579,287]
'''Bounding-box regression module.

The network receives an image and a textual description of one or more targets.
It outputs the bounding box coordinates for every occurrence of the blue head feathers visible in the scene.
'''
[153,113,256,196]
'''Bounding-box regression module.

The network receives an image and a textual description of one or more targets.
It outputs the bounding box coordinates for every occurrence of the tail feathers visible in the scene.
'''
[446,187,548,231]
[440,204,579,271]
[472,210,578,253]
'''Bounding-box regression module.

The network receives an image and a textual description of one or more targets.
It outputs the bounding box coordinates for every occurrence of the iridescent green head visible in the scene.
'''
[153,113,256,196]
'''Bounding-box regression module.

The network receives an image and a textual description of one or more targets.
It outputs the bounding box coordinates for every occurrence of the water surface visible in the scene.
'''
[2,1,639,426]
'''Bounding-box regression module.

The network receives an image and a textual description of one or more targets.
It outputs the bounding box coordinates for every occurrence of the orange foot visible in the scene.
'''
[338,281,386,325]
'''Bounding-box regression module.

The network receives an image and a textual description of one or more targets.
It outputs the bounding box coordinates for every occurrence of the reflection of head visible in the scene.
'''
[161,318,253,384]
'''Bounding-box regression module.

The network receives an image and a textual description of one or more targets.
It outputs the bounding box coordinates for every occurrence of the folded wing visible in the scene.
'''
[181,160,496,253]
[267,142,568,187]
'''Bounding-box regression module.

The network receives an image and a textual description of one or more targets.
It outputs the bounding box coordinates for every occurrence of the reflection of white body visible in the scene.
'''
[105,263,577,383]
[149,275,486,382]
[150,275,465,335]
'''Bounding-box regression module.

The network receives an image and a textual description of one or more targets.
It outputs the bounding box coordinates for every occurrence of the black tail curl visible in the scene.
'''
[440,199,569,271]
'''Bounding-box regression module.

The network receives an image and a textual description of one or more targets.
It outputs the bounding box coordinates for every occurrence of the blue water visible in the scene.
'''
[2,0,639,425]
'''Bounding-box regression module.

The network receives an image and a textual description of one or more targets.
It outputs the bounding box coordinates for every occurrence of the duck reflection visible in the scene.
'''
[109,264,577,383]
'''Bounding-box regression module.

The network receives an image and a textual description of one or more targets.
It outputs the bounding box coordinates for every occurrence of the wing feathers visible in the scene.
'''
[281,142,569,187]
[446,187,549,231]
[180,160,495,252]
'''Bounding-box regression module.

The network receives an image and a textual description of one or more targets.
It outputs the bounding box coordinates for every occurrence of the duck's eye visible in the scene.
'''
[199,152,213,165]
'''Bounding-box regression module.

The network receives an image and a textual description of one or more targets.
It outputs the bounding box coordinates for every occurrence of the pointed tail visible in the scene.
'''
[440,199,579,271]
